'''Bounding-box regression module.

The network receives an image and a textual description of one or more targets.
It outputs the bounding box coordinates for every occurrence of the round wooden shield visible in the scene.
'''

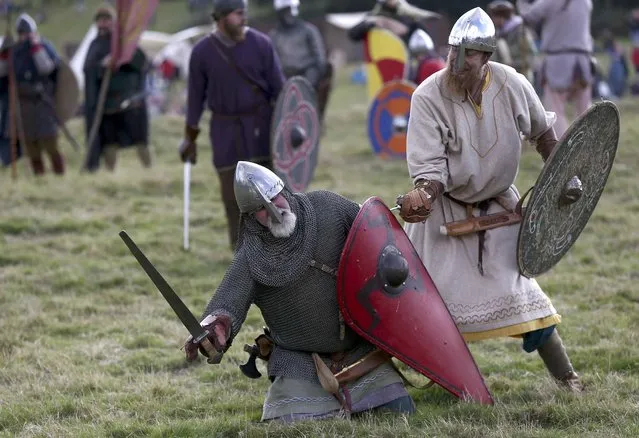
[366,80,416,159]
[363,27,410,102]
[55,58,80,123]
[517,101,620,277]
[271,76,320,193]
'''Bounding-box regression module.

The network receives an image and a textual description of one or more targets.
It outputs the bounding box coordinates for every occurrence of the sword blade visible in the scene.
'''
[183,162,191,250]
[119,230,206,342]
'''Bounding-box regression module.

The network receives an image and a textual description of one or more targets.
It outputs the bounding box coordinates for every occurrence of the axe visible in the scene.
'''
[239,329,274,379]
[239,344,262,379]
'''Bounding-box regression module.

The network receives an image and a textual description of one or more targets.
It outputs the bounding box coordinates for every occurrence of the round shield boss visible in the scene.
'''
[55,59,80,123]
[367,80,416,160]
[271,76,320,193]
[517,101,620,277]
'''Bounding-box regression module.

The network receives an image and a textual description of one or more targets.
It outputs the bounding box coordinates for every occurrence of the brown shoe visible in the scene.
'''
[558,370,585,393]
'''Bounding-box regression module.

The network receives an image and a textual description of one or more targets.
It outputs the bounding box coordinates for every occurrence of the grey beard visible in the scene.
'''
[267,209,297,238]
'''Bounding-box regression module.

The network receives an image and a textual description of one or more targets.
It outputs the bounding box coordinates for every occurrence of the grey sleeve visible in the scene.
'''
[203,250,256,341]
[517,0,556,26]
[304,24,327,87]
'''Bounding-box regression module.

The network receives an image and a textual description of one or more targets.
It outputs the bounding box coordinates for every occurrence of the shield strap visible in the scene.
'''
[308,259,337,277]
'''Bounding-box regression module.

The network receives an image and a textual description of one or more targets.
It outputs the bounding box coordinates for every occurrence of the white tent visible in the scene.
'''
[325,12,369,30]
[69,25,173,91]
[151,25,211,80]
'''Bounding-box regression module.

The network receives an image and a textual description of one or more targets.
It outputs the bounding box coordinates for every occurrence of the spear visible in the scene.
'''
[5,8,30,180]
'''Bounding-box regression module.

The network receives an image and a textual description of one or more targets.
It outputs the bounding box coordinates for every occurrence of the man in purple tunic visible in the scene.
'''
[179,0,285,250]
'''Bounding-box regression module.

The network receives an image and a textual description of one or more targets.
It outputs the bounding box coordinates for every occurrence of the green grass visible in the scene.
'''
[1,68,639,437]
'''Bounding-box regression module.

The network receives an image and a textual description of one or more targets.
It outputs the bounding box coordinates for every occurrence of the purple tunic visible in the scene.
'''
[186,28,286,170]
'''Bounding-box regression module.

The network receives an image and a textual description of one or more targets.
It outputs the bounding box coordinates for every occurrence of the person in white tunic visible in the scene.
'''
[398,7,582,391]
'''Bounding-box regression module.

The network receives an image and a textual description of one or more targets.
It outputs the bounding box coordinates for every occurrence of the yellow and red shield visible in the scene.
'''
[363,27,409,102]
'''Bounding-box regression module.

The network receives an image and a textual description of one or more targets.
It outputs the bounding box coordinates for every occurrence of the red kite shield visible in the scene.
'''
[337,197,493,405]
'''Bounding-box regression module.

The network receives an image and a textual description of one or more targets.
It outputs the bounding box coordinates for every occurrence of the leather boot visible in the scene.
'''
[30,157,45,175]
[50,151,65,175]
[537,330,584,392]
[136,144,152,168]
[103,145,118,171]
[217,166,240,251]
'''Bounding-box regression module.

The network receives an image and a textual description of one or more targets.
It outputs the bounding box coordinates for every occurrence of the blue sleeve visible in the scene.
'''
[43,40,60,66]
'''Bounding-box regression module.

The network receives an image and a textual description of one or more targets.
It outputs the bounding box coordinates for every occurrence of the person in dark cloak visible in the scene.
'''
[83,4,151,172]
[0,13,63,175]
[179,0,286,250]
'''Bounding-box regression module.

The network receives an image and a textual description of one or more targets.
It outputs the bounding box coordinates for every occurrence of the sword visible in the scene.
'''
[183,162,191,250]
[119,231,223,364]
[120,90,151,110]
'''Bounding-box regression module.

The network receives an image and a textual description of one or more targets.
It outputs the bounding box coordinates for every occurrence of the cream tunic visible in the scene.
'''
[404,62,560,338]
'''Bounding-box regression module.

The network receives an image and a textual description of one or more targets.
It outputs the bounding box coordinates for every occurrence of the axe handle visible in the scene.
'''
[201,337,223,364]
[440,209,525,237]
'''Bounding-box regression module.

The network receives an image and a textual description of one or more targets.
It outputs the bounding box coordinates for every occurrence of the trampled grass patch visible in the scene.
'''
[1,68,639,436]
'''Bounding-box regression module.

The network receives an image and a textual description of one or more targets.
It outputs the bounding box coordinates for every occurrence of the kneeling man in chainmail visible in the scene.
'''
[184,161,414,421]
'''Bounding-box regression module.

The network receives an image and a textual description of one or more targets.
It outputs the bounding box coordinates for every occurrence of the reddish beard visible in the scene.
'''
[444,56,485,97]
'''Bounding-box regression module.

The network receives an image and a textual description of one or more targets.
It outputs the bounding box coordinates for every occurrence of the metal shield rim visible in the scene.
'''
[270,76,320,192]
[337,196,494,404]
[517,101,620,277]
[366,79,416,159]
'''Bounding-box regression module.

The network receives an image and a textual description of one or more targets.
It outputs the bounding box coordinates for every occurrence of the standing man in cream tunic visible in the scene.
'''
[398,7,583,391]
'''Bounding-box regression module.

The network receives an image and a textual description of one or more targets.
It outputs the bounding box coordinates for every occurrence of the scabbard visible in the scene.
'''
[440,209,525,237]
[334,349,392,385]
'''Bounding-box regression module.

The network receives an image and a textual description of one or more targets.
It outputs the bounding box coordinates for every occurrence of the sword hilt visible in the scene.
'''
[201,336,224,364]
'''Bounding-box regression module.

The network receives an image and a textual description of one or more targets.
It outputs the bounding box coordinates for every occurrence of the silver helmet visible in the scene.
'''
[408,29,434,56]
[448,7,496,72]
[234,161,285,224]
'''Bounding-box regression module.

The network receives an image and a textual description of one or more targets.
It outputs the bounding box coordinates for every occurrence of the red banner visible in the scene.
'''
[110,0,160,68]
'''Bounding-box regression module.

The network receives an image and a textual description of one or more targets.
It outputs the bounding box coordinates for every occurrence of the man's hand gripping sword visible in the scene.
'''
[119,231,224,364]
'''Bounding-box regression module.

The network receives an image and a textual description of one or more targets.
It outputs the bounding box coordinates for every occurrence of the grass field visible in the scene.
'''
[2,60,639,438]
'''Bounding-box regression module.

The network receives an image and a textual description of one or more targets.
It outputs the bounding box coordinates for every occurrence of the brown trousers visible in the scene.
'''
[217,159,272,250]
[24,136,64,175]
